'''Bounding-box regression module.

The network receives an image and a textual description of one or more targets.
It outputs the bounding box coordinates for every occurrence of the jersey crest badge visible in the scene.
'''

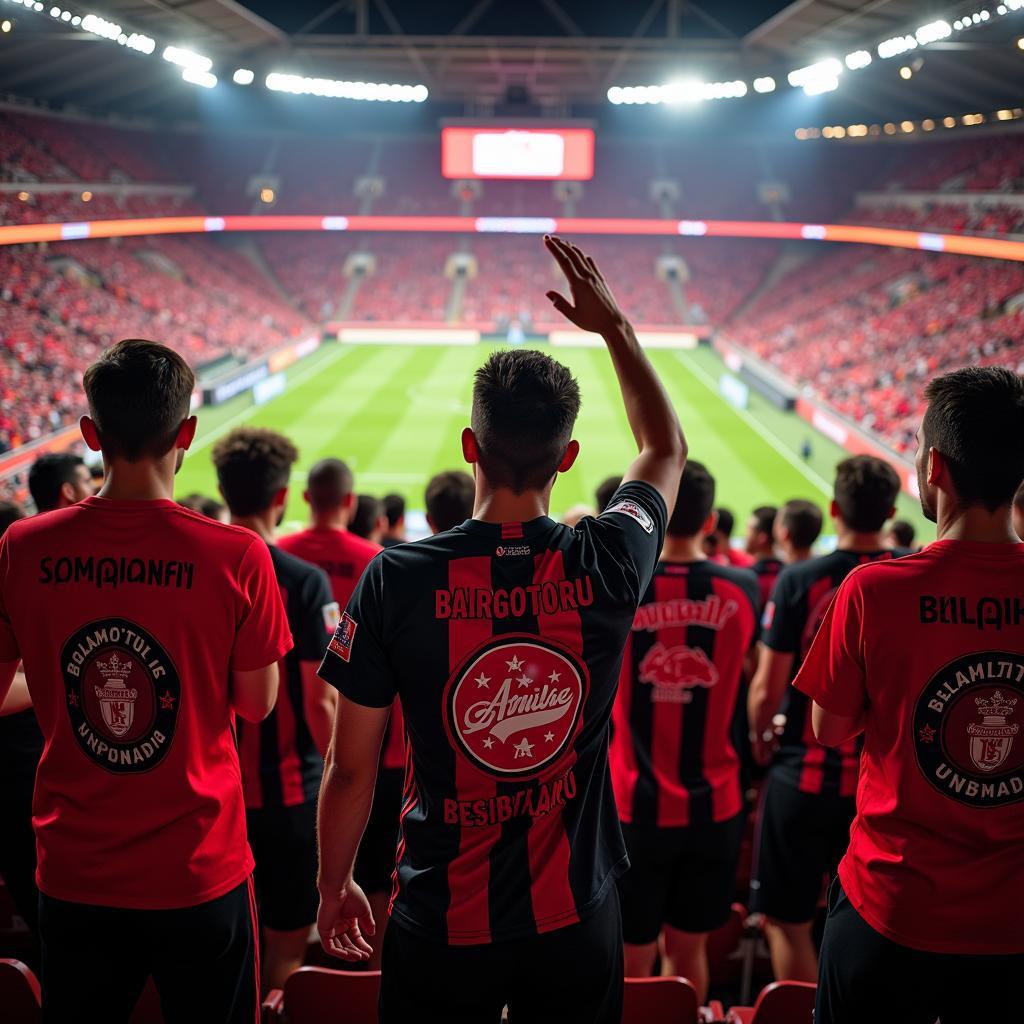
[604,499,654,534]
[328,613,358,662]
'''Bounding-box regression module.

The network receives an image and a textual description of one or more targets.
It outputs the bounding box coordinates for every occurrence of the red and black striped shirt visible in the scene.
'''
[237,545,336,809]
[762,548,903,797]
[319,482,667,945]
[752,556,784,612]
[611,560,759,828]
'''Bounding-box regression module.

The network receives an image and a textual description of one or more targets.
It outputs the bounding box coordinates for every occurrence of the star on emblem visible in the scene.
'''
[474,673,491,689]
[67,692,79,707]
[918,724,936,744]
[516,674,533,688]
[548,670,561,684]
[514,737,535,759]
[483,736,495,749]
[159,690,176,710]
[544,731,555,742]
[506,654,524,672]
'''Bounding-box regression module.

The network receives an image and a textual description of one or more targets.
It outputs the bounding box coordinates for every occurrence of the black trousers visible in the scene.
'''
[39,877,260,1024]
[817,880,1024,1024]
[380,888,624,1024]
[0,796,40,947]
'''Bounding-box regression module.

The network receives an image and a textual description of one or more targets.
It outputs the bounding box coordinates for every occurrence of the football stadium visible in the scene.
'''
[1,2,1023,1022]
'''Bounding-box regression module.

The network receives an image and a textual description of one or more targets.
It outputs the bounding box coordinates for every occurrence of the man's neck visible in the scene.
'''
[473,486,550,524]
[231,512,277,544]
[936,501,1018,544]
[785,547,813,564]
[96,458,176,502]
[311,509,349,531]
[835,525,886,552]
[661,535,706,562]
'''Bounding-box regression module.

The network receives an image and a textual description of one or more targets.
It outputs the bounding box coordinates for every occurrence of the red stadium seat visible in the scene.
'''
[726,980,816,1024]
[263,967,381,1023]
[623,976,699,1024]
[0,958,41,1024]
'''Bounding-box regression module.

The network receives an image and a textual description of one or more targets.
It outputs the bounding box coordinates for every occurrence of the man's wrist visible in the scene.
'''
[318,872,354,896]
[599,314,633,344]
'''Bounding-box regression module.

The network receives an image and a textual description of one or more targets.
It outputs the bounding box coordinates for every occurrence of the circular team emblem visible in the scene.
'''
[914,651,1024,808]
[445,636,588,779]
[61,618,180,774]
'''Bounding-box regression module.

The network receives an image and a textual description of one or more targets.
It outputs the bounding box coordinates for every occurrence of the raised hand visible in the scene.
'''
[317,879,375,962]
[544,235,627,336]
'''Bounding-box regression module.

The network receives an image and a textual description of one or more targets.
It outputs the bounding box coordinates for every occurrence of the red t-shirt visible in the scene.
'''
[0,497,292,910]
[794,540,1024,954]
[278,526,406,769]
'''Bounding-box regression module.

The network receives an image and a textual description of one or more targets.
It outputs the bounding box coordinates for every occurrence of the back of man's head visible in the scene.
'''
[715,507,735,539]
[833,455,901,533]
[747,504,777,554]
[667,460,716,538]
[778,499,824,552]
[382,493,406,529]
[595,475,622,515]
[471,349,581,494]
[28,452,88,513]
[0,500,25,537]
[426,471,476,534]
[350,494,383,540]
[306,458,354,514]
[83,339,195,462]
[921,366,1024,514]
[888,519,916,549]
[211,427,298,517]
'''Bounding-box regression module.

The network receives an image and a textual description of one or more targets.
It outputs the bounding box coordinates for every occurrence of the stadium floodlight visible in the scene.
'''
[163,45,213,74]
[61,9,70,20]
[265,72,428,102]
[915,20,951,45]
[844,50,872,70]
[233,68,255,85]
[753,76,776,93]
[877,34,917,59]
[182,67,216,88]
[787,58,842,95]
[48,6,59,16]
[126,32,155,54]
[81,14,122,41]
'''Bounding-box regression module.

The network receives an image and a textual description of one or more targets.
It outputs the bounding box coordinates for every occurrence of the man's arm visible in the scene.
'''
[0,659,20,712]
[747,645,794,766]
[545,235,687,511]
[231,663,280,722]
[302,661,338,756]
[0,666,30,716]
[317,695,391,962]
[811,702,866,747]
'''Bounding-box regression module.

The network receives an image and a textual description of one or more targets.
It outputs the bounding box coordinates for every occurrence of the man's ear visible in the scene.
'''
[701,509,719,536]
[462,427,479,466]
[303,489,312,506]
[176,416,198,451]
[927,447,942,488]
[59,482,75,506]
[343,491,356,511]
[274,487,289,509]
[830,498,840,521]
[557,439,580,474]
[79,415,101,453]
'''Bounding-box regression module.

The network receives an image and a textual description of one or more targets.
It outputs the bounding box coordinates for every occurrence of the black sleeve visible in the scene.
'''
[761,565,801,653]
[584,481,668,605]
[317,553,397,708]
[297,566,337,662]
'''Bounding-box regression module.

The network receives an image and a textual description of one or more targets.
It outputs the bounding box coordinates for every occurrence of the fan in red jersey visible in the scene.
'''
[212,429,338,994]
[747,455,903,984]
[798,367,1024,1024]
[611,460,759,1000]
[0,340,291,1023]
[314,236,686,1024]
[278,456,393,970]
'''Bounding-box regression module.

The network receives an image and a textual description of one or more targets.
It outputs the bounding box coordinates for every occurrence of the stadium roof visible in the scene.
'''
[1,1,1023,127]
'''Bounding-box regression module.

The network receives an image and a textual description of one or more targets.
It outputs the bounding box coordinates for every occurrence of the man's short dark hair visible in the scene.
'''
[83,339,195,461]
[668,460,716,538]
[382,493,406,527]
[179,493,226,521]
[595,475,622,515]
[0,500,25,536]
[350,494,382,539]
[471,349,581,494]
[888,519,916,549]
[425,471,475,534]
[211,427,298,517]
[306,458,354,513]
[715,507,735,537]
[834,455,901,532]
[751,505,777,539]
[28,453,86,513]
[923,366,1024,512]
[779,499,823,550]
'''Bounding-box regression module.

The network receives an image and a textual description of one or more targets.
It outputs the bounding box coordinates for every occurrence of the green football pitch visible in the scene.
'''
[174,341,930,540]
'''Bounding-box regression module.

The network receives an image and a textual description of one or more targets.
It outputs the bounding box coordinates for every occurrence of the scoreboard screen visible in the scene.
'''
[441,126,595,180]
